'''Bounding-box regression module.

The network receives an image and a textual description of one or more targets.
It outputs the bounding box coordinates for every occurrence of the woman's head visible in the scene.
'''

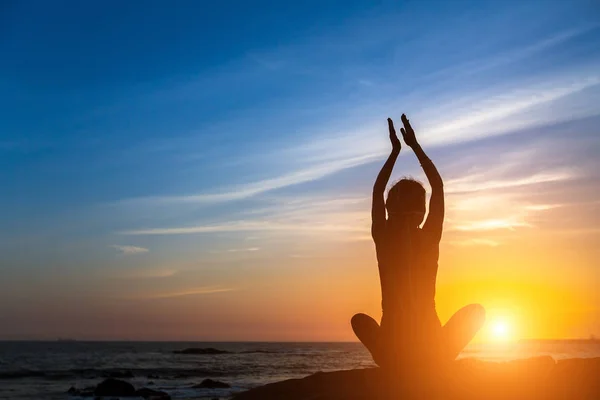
[386,178,426,226]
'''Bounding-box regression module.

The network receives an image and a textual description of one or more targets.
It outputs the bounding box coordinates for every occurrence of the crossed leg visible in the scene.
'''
[442,303,486,360]
[352,304,485,367]
[351,313,386,367]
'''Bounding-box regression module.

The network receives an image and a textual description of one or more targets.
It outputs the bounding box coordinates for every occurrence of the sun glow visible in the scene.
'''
[489,319,512,341]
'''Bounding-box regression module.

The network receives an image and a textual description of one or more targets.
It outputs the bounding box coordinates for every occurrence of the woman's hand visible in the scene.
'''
[400,114,418,148]
[388,118,401,152]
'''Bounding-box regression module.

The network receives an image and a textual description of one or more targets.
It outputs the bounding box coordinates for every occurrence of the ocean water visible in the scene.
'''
[0,341,598,399]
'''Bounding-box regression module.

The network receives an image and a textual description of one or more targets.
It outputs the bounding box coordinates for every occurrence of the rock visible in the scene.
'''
[174,347,231,355]
[232,357,600,400]
[147,374,160,379]
[135,387,171,399]
[94,378,136,397]
[193,378,231,388]
[66,387,77,394]
[147,380,155,385]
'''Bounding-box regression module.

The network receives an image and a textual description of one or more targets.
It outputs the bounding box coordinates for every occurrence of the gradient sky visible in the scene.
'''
[1,0,599,341]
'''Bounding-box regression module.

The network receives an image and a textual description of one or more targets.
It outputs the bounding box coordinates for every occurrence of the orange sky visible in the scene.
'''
[1,138,598,342]
[1,1,599,342]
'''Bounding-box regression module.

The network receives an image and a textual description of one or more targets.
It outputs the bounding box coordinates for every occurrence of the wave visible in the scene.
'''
[174,347,280,355]
[239,350,278,354]
[0,370,46,379]
[0,367,231,381]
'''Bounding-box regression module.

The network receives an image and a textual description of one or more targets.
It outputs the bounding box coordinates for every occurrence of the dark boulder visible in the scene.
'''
[94,378,136,397]
[193,378,231,388]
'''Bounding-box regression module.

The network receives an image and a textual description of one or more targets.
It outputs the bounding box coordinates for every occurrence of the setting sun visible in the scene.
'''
[490,319,512,341]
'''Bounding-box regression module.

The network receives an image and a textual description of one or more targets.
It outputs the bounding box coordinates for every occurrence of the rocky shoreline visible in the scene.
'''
[232,356,600,400]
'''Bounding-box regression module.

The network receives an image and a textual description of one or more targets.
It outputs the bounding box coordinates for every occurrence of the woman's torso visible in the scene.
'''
[375,224,440,321]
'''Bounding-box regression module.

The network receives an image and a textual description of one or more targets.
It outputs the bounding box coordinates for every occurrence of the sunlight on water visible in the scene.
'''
[460,340,600,362]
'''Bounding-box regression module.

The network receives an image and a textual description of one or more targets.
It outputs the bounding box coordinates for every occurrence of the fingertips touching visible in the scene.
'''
[388,118,396,131]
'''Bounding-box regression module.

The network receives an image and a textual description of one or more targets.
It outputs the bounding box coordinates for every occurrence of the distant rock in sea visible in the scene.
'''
[232,356,600,400]
[192,378,231,388]
[173,347,231,355]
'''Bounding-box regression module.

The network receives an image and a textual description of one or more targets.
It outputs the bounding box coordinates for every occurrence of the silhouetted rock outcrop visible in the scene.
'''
[173,347,231,355]
[233,357,600,400]
[94,378,136,396]
[193,378,231,388]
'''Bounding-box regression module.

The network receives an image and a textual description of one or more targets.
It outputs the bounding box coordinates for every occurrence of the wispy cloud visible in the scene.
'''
[449,238,501,247]
[453,219,531,232]
[120,192,370,237]
[151,287,235,299]
[115,65,598,210]
[439,138,583,234]
[111,245,149,255]
[418,74,600,146]
[120,220,364,236]
[128,287,235,300]
[226,247,260,253]
[429,26,599,80]
[524,204,562,211]
[118,154,379,206]
[445,169,576,194]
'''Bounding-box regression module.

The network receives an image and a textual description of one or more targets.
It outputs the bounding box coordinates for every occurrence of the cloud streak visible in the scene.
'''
[120,220,364,236]
[111,245,149,255]
[118,153,380,206]
[445,169,576,194]
[115,67,599,209]
[429,25,599,80]
[149,287,235,299]
[453,219,532,232]
[122,287,236,300]
[417,74,600,146]
[449,238,501,247]
[226,247,260,253]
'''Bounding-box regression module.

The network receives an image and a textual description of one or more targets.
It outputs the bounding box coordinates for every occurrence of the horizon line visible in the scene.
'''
[0,338,596,343]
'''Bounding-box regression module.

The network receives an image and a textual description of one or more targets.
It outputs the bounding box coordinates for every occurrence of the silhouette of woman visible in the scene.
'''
[351,114,485,369]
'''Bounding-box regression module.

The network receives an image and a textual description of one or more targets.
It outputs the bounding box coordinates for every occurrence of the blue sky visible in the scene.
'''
[1,0,599,340]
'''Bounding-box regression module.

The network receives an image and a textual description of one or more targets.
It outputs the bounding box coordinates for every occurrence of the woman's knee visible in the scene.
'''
[457,303,485,317]
[469,304,486,320]
[350,313,368,325]
[351,313,369,329]
[463,304,486,330]
[445,304,486,332]
[351,313,379,340]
